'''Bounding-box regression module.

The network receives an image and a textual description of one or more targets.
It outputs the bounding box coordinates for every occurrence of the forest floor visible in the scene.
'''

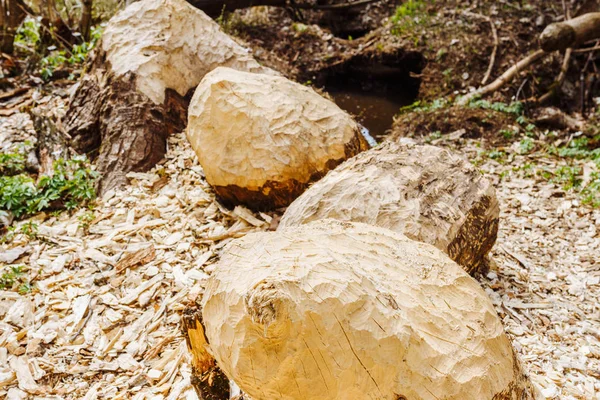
[1,0,600,399]
[1,106,598,400]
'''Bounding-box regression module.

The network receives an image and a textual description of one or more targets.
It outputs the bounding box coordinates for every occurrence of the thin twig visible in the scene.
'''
[458,49,547,105]
[572,45,600,53]
[536,48,572,103]
[463,11,499,85]
[534,0,572,104]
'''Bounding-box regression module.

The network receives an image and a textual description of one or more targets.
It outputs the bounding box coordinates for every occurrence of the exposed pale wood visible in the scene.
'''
[186,67,369,211]
[540,12,600,52]
[64,0,273,194]
[199,220,539,400]
[279,141,499,275]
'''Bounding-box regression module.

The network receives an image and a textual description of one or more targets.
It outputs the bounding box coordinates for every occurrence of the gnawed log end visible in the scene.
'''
[539,24,576,52]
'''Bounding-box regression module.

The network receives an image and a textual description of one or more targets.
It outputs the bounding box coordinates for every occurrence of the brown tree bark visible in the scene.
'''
[64,0,273,194]
[185,0,382,18]
[31,109,73,176]
[182,304,231,400]
[540,12,600,52]
[79,0,93,41]
[63,50,189,193]
[1,0,27,54]
[186,0,284,17]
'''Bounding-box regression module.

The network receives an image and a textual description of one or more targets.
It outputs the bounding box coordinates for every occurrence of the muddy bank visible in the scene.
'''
[223,1,594,140]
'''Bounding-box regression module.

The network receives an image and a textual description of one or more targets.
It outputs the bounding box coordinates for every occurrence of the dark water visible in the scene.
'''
[328,89,413,141]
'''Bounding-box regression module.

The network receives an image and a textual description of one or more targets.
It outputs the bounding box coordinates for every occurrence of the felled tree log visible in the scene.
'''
[540,12,600,52]
[64,0,273,193]
[185,0,382,18]
[0,0,27,54]
[186,67,369,210]
[186,0,284,17]
[279,141,499,275]
[194,219,539,400]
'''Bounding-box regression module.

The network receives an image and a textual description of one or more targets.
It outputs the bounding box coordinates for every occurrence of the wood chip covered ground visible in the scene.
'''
[1,102,599,399]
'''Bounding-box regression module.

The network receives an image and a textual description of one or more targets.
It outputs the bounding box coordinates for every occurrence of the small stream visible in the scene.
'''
[325,81,417,142]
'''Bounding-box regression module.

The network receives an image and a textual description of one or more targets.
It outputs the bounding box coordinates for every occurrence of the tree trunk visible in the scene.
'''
[540,12,600,52]
[195,220,540,400]
[1,0,27,55]
[64,0,273,194]
[79,0,93,41]
[279,141,499,276]
[30,109,73,176]
[186,0,285,17]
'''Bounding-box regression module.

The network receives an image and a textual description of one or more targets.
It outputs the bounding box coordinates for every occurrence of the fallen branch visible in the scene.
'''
[462,11,498,85]
[540,12,600,52]
[458,49,546,105]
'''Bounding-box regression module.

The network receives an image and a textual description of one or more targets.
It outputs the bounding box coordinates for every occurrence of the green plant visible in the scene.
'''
[0,156,98,221]
[39,25,103,80]
[467,99,524,116]
[0,265,30,292]
[78,211,95,233]
[14,17,41,51]
[581,172,600,207]
[19,221,38,239]
[518,138,535,154]
[500,129,515,140]
[557,136,600,160]
[488,150,506,161]
[292,22,308,34]
[424,131,442,143]
[390,0,428,35]
[552,165,583,191]
[398,98,449,115]
[0,152,26,175]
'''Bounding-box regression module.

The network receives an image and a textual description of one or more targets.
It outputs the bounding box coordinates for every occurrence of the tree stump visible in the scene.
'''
[64,0,273,193]
[186,67,369,211]
[191,219,539,400]
[279,141,499,275]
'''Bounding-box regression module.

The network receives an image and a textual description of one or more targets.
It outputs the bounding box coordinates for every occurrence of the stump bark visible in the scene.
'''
[192,219,538,400]
[64,0,273,193]
[186,67,369,210]
[279,141,499,275]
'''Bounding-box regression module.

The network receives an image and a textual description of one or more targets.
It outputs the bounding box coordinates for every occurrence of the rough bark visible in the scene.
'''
[195,219,539,400]
[186,67,369,211]
[182,304,231,400]
[79,0,93,41]
[279,141,499,275]
[540,12,600,52]
[64,0,273,194]
[185,0,382,18]
[1,0,27,55]
[30,109,73,176]
[186,0,284,17]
